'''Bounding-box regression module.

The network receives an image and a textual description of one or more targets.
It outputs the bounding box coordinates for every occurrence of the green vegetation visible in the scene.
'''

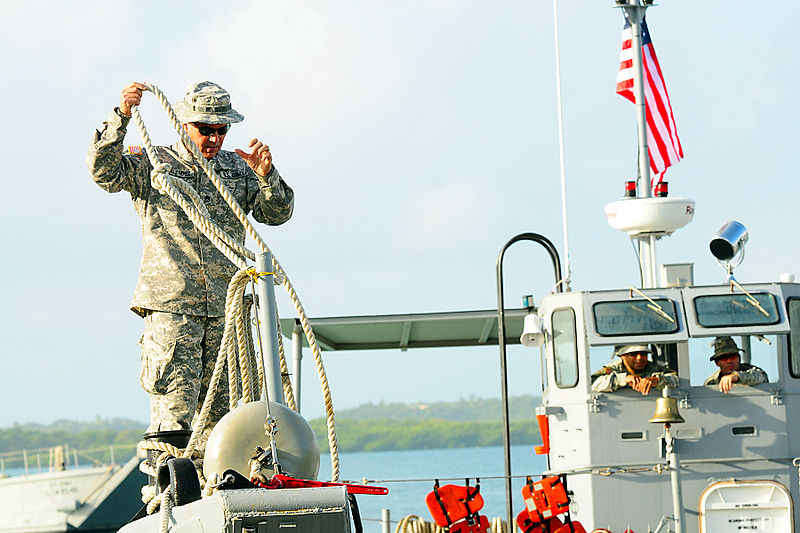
[310,419,540,453]
[312,395,543,452]
[332,395,541,423]
[0,418,145,454]
[0,396,543,456]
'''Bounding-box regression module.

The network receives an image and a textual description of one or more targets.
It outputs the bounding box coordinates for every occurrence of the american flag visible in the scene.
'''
[616,16,683,186]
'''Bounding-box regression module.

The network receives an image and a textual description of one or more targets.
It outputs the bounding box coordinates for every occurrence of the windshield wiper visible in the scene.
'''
[729,279,769,317]
[629,287,675,323]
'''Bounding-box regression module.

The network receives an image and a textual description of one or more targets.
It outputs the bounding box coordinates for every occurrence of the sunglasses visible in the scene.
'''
[193,124,230,136]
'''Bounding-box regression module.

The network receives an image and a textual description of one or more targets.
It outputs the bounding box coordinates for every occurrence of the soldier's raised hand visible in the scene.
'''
[120,82,147,116]
[235,138,273,177]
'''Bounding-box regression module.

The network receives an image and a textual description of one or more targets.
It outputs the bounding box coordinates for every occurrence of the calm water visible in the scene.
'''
[318,446,548,532]
[2,446,545,531]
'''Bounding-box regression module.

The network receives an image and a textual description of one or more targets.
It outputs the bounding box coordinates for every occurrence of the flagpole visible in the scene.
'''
[620,0,657,288]
[553,0,572,291]
[625,3,651,199]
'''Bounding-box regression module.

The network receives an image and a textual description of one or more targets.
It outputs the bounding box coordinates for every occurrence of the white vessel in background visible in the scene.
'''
[0,446,145,533]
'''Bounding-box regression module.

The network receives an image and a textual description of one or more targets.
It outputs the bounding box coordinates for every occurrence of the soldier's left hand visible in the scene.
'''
[632,376,658,396]
[719,373,738,393]
[235,138,273,177]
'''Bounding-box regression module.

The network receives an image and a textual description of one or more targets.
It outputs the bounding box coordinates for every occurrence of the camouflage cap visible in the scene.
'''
[710,336,742,361]
[173,81,244,125]
[614,344,652,358]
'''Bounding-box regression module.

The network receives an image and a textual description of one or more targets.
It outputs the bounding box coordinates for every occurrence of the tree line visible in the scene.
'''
[0,396,543,456]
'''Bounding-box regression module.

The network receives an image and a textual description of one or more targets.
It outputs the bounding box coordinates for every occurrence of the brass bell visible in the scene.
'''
[649,390,685,424]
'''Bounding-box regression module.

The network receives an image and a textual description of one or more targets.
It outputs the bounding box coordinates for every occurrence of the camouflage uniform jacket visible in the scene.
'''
[591,359,679,393]
[704,363,768,386]
[87,109,294,317]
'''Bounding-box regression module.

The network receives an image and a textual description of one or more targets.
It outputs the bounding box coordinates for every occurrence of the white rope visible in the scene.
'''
[159,484,173,533]
[130,83,341,483]
[393,515,512,533]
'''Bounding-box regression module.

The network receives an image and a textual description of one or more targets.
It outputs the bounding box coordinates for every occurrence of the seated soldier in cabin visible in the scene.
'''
[705,336,768,393]
[591,344,678,396]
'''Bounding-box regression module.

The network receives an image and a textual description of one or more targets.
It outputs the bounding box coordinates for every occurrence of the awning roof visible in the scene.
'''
[279,308,528,351]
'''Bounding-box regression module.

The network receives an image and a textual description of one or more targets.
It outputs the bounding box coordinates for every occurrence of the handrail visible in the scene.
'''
[0,443,138,476]
[495,232,563,529]
[0,443,137,459]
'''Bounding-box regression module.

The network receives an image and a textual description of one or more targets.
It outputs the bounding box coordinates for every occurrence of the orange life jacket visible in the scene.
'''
[425,480,485,527]
[516,509,564,533]
[522,476,570,520]
[449,514,491,533]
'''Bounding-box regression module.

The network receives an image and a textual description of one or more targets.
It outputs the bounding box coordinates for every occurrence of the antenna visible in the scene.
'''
[552,0,572,290]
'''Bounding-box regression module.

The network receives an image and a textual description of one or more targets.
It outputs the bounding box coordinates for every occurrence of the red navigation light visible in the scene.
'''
[624,181,637,198]
[655,181,669,197]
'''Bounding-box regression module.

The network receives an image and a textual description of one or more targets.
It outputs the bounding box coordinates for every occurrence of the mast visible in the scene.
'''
[620,0,657,288]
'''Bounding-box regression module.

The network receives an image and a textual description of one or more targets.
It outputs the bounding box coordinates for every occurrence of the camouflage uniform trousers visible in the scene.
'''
[139,311,229,451]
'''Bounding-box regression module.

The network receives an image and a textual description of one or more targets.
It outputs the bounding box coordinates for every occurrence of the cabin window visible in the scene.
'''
[590,343,678,383]
[552,308,578,388]
[688,335,778,386]
[593,299,679,336]
[693,293,780,328]
[787,298,800,378]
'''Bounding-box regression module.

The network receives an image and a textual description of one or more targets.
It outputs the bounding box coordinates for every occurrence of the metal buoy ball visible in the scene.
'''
[203,400,320,481]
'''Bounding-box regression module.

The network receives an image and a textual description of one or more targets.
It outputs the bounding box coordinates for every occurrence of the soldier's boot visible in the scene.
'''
[142,429,192,487]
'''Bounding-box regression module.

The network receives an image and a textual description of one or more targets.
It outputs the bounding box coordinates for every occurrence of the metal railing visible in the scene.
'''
[0,443,138,477]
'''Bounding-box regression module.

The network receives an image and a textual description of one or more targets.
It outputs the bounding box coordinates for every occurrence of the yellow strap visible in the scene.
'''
[246,267,275,281]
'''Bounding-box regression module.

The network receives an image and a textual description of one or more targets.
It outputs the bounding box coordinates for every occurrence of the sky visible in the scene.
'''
[1,1,798,428]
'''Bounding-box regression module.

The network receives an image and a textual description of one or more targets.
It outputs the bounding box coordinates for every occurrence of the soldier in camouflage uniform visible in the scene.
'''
[705,336,768,393]
[591,344,679,395]
[87,81,294,450]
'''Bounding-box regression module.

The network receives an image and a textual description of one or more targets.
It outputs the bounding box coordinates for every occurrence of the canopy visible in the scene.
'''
[279,308,528,351]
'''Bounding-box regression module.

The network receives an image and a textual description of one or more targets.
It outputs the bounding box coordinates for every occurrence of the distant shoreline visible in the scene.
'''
[1,396,541,455]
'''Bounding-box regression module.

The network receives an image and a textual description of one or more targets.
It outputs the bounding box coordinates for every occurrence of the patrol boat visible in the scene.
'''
[270,0,800,530]
[85,1,799,532]
[498,219,800,532]
[494,1,799,529]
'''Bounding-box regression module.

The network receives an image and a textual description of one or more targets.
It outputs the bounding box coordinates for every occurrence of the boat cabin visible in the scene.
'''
[534,281,800,531]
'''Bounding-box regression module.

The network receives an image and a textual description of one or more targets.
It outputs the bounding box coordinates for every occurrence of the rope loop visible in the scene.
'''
[131,82,342,488]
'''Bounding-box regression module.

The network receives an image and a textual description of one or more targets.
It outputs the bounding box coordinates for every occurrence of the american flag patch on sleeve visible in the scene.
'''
[127,146,142,155]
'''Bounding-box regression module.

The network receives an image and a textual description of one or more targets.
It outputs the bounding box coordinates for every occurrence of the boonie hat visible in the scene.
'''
[614,344,652,358]
[173,81,244,125]
[710,336,742,361]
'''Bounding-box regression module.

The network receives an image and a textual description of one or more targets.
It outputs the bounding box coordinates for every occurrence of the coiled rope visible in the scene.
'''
[129,83,341,512]
[393,516,511,533]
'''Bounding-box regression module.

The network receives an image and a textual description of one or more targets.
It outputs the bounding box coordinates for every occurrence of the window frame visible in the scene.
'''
[592,298,680,337]
[693,292,781,328]
[787,297,800,379]
[551,307,579,389]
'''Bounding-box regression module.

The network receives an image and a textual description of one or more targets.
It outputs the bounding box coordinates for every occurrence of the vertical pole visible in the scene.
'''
[110,445,115,466]
[496,233,564,530]
[552,0,571,290]
[23,449,28,475]
[623,0,657,288]
[292,323,303,413]
[649,233,658,288]
[665,424,685,533]
[255,251,285,405]
[74,449,78,470]
[740,335,752,364]
[381,508,391,533]
[625,0,651,198]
